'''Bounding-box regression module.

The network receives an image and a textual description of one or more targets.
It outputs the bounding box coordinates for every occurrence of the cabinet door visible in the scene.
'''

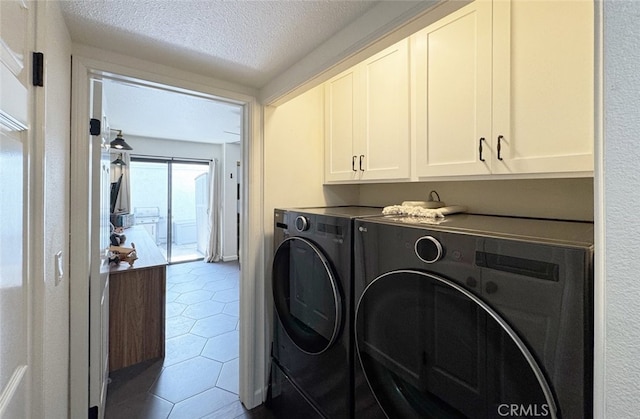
[324,69,359,182]
[492,0,594,175]
[360,39,411,181]
[414,0,492,178]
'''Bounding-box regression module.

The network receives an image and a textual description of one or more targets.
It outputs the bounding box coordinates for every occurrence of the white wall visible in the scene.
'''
[222,143,240,260]
[358,177,594,221]
[37,2,72,418]
[124,134,223,161]
[602,1,640,416]
[263,85,358,245]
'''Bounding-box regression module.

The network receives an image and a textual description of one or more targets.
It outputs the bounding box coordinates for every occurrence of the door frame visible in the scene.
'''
[69,55,266,416]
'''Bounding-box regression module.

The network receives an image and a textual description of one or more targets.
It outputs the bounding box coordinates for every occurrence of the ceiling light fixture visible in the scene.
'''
[110,130,133,150]
[111,153,126,166]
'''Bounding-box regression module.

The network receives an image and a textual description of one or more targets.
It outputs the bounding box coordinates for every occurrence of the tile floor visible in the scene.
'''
[105,260,275,419]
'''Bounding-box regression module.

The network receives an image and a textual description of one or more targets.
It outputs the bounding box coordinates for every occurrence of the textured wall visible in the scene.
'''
[40,2,72,417]
[603,1,640,417]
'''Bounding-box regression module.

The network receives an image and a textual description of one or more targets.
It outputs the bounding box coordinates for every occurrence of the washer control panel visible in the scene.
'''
[295,215,310,232]
[414,236,443,263]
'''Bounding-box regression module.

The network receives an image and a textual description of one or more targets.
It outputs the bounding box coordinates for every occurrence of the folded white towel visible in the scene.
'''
[382,205,467,218]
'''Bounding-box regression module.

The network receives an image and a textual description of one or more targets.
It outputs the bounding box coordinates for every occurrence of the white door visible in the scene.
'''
[89,79,111,418]
[0,0,34,417]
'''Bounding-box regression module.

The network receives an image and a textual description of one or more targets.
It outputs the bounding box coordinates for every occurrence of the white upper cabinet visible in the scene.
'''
[325,0,594,183]
[325,39,410,183]
[414,0,594,179]
[413,0,493,177]
[325,69,358,182]
[491,0,594,175]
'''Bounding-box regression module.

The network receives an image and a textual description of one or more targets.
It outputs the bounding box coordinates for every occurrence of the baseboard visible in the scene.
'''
[222,255,239,262]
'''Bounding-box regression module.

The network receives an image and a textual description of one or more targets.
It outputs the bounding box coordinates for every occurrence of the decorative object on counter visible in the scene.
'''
[108,253,120,265]
[383,204,467,218]
[110,232,126,246]
[110,223,127,246]
[109,243,138,267]
[401,190,445,209]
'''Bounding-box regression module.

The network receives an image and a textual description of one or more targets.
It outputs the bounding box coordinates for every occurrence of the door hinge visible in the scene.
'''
[32,52,44,87]
[90,118,101,136]
[88,405,98,419]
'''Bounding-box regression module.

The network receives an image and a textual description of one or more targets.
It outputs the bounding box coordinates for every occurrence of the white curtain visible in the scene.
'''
[205,159,222,262]
[111,152,131,214]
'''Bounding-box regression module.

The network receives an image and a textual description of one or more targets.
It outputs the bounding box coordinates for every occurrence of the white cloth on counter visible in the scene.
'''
[382,205,467,218]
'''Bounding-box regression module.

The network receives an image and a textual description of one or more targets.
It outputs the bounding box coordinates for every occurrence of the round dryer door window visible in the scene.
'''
[272,236,343,355]
[355,270,557,419]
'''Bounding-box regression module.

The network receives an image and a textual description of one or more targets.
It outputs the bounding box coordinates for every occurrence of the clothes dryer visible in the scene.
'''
[353,214,594,419]
[270,206,382,418]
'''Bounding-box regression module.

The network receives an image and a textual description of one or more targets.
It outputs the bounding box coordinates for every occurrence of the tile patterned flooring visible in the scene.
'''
[105,260,274,419]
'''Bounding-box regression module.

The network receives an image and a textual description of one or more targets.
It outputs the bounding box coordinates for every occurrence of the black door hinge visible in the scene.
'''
[88,405,98,419]
[32,52,44,87]
[90,118,101,136]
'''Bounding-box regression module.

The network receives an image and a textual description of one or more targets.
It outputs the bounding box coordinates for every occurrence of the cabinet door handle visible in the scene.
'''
[497,135,504,161]
[359,155,365,171]
[352,156,357,172]
[479,138,486,162]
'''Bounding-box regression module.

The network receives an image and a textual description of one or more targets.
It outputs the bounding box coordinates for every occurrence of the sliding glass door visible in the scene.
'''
[129,158,210,263]
[170,162,210,262]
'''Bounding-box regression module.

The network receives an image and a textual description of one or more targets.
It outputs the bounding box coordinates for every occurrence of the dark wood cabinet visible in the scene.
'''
[109,226,167,371]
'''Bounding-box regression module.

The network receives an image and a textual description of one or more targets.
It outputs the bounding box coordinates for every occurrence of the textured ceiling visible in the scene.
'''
[60,0,379,89]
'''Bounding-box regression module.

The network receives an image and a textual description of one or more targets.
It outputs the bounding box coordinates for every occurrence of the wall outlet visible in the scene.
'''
[55,251,64,286]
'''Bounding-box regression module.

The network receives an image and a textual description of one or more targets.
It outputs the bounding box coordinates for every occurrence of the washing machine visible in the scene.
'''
[353,214,594,419]
[270,206,383,418]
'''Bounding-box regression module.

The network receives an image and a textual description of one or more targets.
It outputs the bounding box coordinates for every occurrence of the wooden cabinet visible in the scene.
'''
[414,0,594,179]
[109,226,167,371]
[325,39,410,183]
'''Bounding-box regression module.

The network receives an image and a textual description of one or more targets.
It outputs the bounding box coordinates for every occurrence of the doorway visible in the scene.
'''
[129,158,211,263]
[70,56,267,417]
[102,76,243,265]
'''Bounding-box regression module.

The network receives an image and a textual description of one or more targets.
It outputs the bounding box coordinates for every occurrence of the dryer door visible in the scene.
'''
[355,269,556,419]
[272,236,343,354]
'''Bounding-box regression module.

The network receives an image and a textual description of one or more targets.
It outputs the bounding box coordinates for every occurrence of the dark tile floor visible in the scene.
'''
[105,260,275,419]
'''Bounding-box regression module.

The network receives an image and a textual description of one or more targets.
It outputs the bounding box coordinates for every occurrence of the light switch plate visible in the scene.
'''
[55,251,63,286]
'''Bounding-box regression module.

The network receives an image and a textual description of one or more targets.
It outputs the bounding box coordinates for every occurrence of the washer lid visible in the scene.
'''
[272,236,343,355]
[355,269,557,419]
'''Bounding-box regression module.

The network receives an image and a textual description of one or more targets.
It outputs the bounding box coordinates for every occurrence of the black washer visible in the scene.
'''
[270,206,383,419]
[353,214,594,419]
